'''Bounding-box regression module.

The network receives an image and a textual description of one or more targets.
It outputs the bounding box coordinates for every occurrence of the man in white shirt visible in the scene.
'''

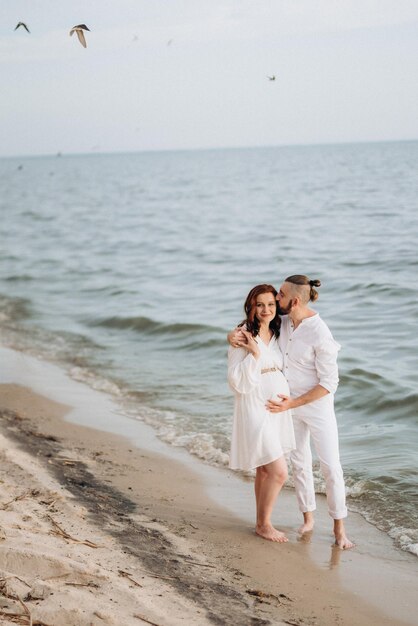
[230,275,354,549]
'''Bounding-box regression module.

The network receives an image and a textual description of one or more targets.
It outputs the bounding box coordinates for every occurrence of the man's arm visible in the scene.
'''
[268,333,339,413]
[266,384,329,413]
[227,327,246,348]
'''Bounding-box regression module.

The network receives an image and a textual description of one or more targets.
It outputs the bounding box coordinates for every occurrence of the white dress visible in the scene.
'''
[228,335,296,471]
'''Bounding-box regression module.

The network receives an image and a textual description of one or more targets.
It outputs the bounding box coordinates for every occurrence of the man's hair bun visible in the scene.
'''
[309,279,321,288]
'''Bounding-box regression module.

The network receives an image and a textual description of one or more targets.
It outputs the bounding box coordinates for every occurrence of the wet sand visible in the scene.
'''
[0,346,416,625]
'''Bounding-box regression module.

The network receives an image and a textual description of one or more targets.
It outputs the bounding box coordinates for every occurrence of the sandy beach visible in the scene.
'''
[0,346,416,626]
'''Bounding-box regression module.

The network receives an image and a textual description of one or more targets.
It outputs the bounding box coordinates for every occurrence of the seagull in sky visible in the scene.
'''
[15,22,30,33]
[70,24,90,48]
[267,75,276,81]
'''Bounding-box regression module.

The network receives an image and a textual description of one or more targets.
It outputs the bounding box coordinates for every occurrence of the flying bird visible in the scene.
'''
[267,75,276,81]
[70,24,90,48]
[15,22,30,33]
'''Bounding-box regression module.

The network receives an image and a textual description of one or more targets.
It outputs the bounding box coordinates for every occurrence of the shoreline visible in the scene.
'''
[0,346,416,625]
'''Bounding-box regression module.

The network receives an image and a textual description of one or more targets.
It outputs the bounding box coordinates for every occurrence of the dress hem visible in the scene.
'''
[229,446,295,472]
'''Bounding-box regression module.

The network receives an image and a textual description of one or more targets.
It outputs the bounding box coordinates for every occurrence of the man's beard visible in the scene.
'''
[276,302,293,315]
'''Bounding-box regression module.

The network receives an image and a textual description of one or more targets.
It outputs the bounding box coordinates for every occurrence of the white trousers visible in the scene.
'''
[290,412,348,520]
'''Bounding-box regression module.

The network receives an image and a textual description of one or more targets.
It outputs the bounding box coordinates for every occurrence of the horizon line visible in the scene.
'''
[1,136,417,160]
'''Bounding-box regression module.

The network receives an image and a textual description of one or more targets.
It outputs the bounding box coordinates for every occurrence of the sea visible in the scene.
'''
[1,141,417,556]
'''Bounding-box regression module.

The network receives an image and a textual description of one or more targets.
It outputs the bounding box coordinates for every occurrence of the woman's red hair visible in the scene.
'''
[240,284,281,337]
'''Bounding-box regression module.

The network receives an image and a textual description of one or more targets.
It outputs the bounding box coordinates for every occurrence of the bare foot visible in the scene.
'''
[333,519,355,549]
[298,512,315,534]
[297,529,313,544]
[255,524,288,543]
[298,520,314,535]
[334,532,355,549]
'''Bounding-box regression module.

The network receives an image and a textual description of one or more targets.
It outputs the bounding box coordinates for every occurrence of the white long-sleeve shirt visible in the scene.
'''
[279,314,340,419]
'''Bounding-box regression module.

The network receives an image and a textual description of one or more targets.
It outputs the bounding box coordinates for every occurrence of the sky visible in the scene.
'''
[1,0,418,157]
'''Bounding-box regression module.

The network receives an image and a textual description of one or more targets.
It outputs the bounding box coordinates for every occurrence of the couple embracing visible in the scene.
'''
[227,275,354,549]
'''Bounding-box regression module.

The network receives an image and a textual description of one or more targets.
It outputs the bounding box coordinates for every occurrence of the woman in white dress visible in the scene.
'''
[228,284,295,542]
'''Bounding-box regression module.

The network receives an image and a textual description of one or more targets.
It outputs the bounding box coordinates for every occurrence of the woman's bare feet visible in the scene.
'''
[255,524,288,542]
[298,511,314,534]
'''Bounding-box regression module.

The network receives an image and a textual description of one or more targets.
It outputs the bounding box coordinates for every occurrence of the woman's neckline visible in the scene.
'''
[257,329,274,347]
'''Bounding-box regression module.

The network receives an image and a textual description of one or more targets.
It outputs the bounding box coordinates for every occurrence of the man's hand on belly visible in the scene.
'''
[266,384,330,413]
[266,395,294,413]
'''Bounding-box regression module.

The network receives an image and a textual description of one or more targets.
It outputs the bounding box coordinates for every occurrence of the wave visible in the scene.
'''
[343,472,418,557]
[4,274,34,283]
[20,210,54,221]
[157,426,230,467]
[340,367,388,385]
[0,300,105,369]
[0,294,33,322]
[339,368,418,420]
[344,282,417,297]
[69,366,124,397]
[91,315,224,338]
[368,393,418,420]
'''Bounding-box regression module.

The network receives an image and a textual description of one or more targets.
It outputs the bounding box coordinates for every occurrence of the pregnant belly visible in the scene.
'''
[260,371,290,401]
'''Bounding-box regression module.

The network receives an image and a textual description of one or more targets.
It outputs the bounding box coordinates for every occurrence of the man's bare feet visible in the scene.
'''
[297,530,313,544]
[334,532,355,549]
[255,524,288,543]
[333,519,355,549]
[298,511,314,534]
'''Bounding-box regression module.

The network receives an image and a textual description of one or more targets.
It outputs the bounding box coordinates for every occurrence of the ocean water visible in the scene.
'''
[1,142,417,556]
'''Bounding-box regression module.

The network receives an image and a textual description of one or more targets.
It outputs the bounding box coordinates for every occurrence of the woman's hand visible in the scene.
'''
[241,329,260,357]
[232,328,260,359]
[266,394,294,413]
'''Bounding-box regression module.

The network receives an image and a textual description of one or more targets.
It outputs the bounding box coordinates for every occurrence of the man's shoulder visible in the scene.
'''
[306,314,334,339]
[311,313,329,329]
[310,316,341,354]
